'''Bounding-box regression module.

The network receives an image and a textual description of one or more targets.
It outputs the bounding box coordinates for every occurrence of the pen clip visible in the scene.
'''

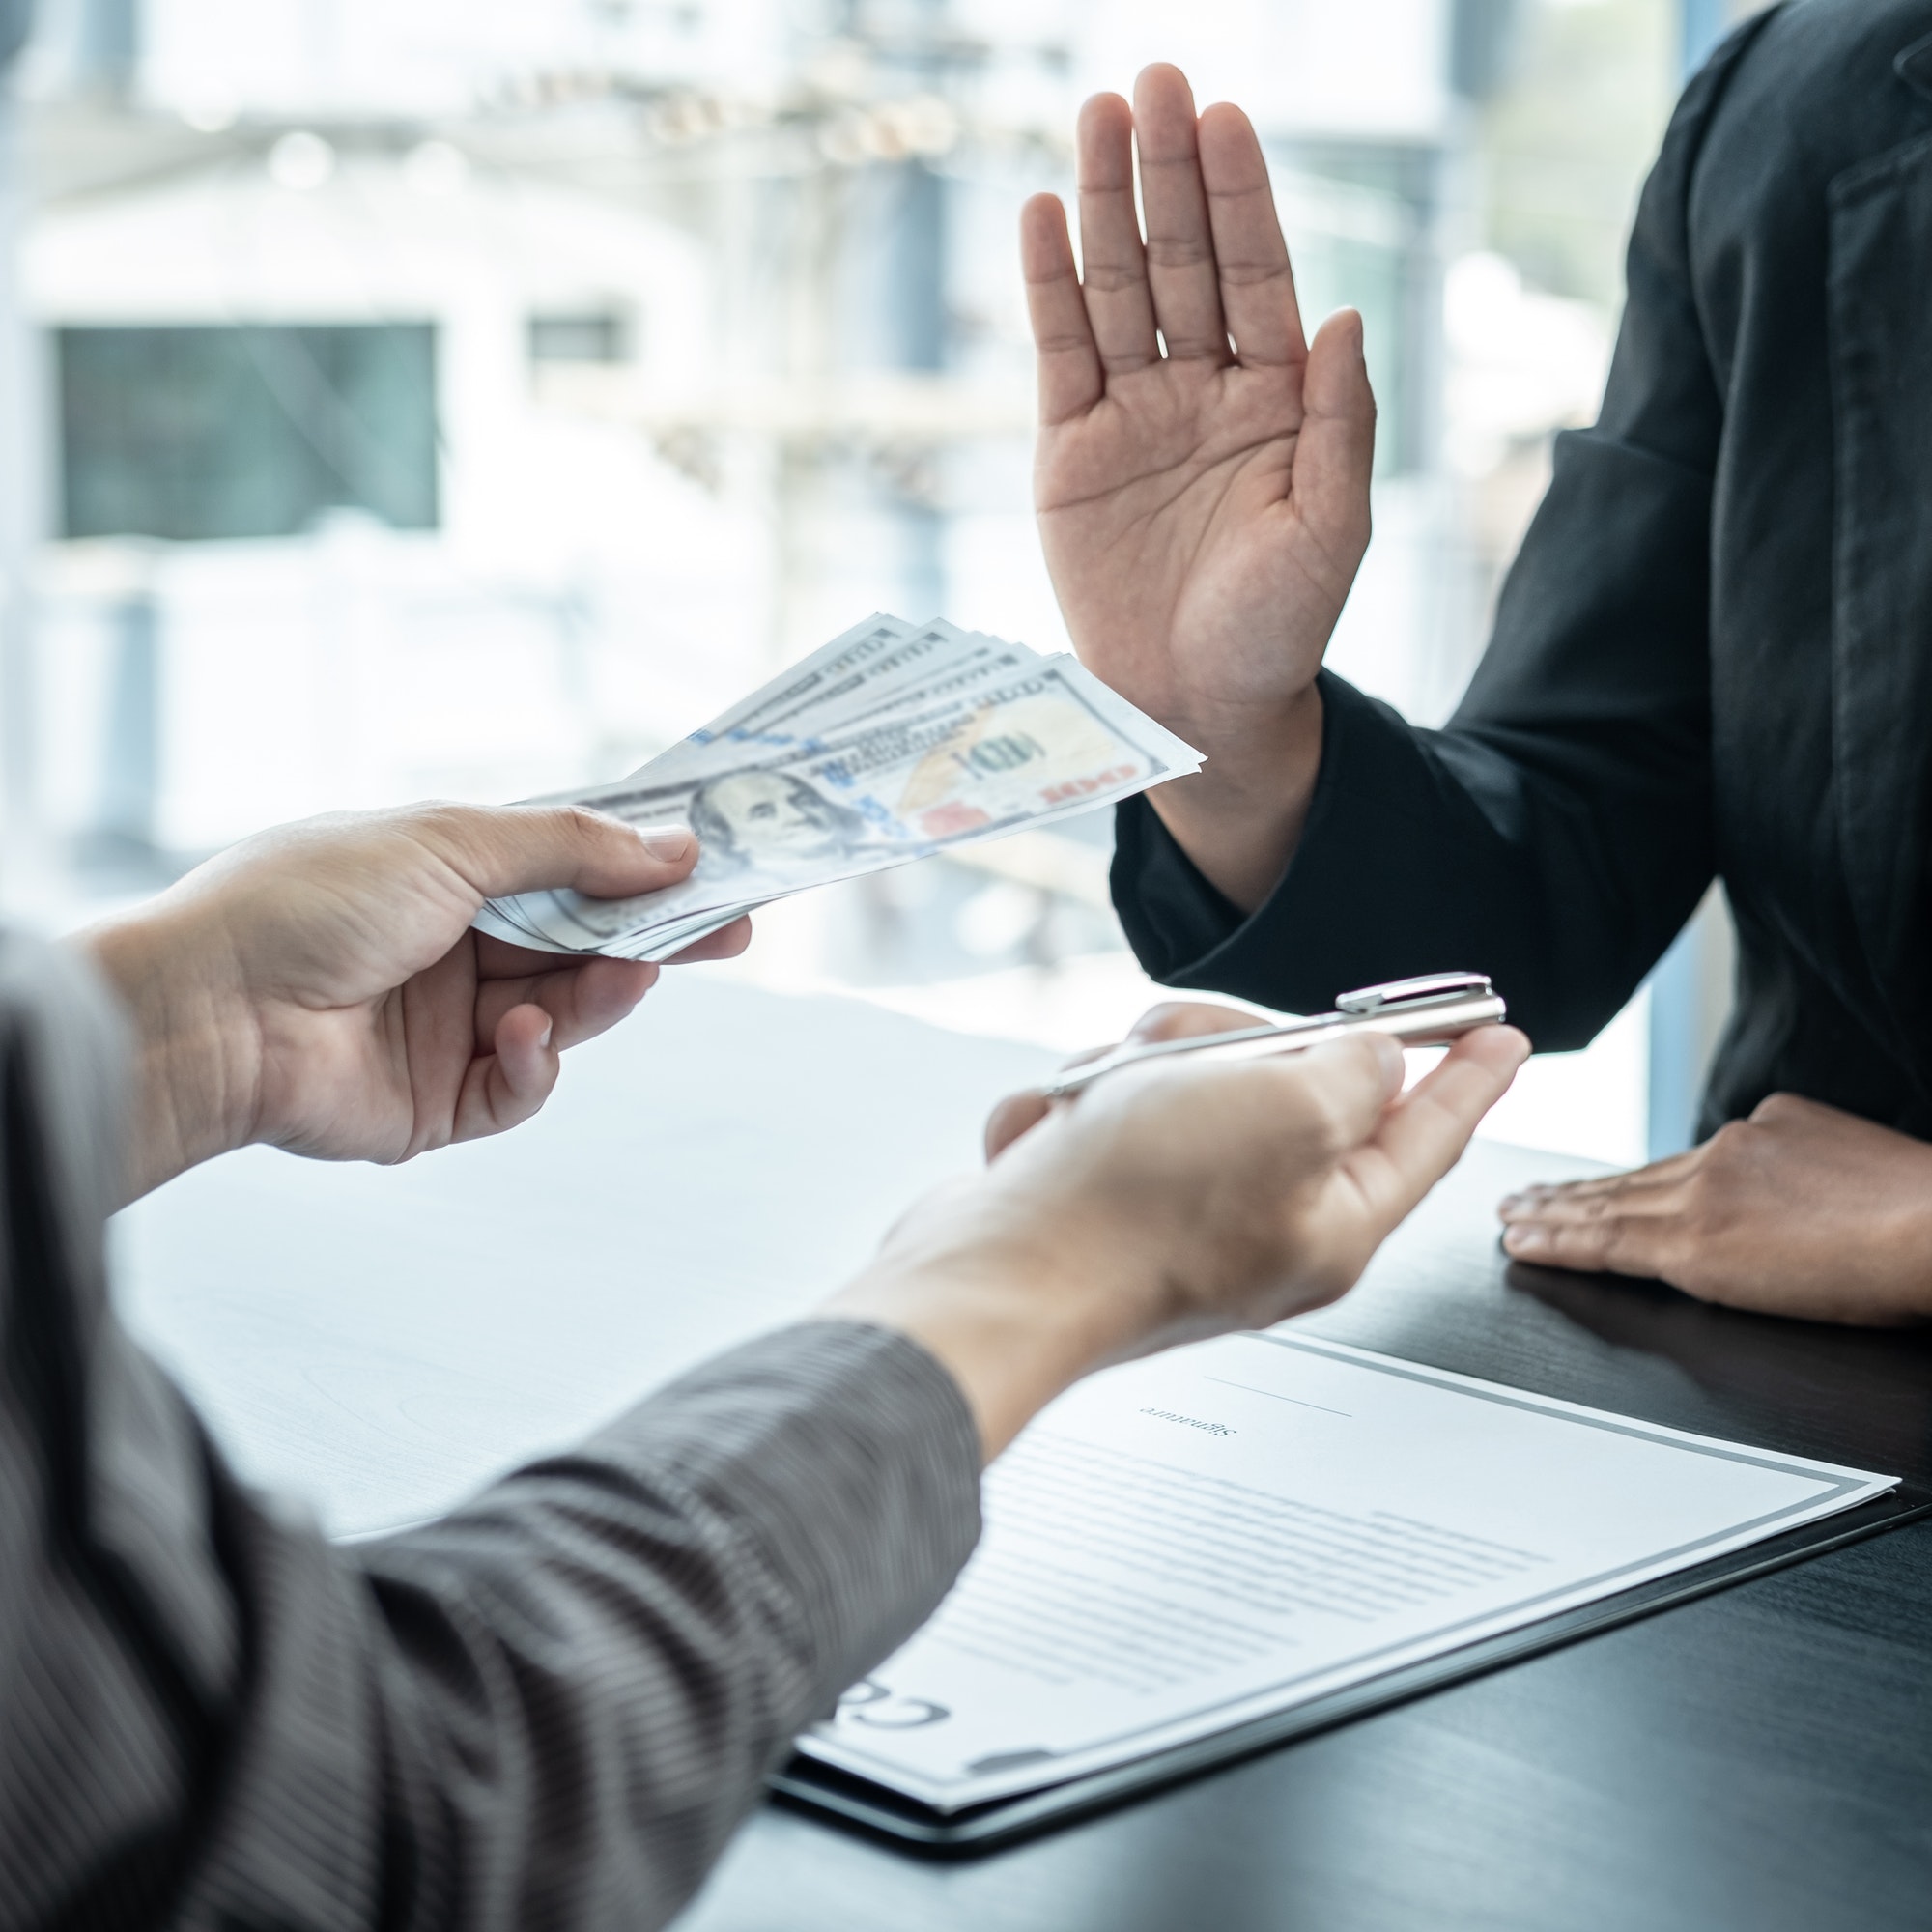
[1334,973,1493,1016]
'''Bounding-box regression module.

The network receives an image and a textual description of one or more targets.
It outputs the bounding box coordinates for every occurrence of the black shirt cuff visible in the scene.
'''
[1112,669,1369,1007]
[1110,671,1520,1021]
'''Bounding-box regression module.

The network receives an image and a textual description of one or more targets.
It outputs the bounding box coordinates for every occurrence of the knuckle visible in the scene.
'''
[554,802,628,851]
[1131,1001,1203,1042]
[409,799,475,837]
[1599,1218,1654,1276]
[1131,1001,1250,1045]
[1697,1124,1768,1199]
[403,799,489,859]
[1144,237,1214,270]
[1539,1227,1594,1270]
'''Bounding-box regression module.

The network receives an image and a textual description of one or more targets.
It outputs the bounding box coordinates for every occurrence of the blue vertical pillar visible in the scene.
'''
[78,0,137,93]
[1645,917,1705,1157]
[840,0,950,627]
[1645,0,1738,1157]
[882,154,946,624]
[1681,0,1732,73]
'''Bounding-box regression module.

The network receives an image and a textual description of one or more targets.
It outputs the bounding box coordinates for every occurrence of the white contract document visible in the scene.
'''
[801,1333,1896,1811]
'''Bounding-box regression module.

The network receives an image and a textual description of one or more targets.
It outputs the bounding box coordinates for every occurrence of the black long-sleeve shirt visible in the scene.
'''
[1114,0,1932,1140]
[0,931,981,1930]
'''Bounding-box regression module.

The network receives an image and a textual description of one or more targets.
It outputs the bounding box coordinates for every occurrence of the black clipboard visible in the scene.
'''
[770,1484,1930,1855]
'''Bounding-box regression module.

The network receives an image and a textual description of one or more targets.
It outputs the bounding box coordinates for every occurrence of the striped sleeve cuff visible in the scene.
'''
[579,1319,983,1709]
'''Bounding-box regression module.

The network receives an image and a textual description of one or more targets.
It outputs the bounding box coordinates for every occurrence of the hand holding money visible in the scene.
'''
[474,615,1204,961]
[80,803,741,1203]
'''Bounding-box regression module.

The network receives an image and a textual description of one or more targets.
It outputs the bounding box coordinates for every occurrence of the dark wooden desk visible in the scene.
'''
[682,1136,1932,1932]
[115,977,1932,1930]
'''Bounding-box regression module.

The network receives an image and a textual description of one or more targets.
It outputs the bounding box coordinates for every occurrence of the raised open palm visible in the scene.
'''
[1022,65,1378,907]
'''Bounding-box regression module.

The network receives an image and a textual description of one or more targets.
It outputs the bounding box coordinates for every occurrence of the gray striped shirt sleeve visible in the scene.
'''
[0,930,983,1932]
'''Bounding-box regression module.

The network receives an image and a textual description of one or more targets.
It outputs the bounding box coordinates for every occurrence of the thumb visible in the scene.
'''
[1125,1001,1265,1047]
[1294,308,1376,578]
[407,803,700,906]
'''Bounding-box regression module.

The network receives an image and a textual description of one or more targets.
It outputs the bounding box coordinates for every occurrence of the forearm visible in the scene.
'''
[14,1317,982,1932]
[824,1144,1216,1460]
[1144,683,1324,913]
[352,1321,980,1928]
[827,1234,1145,1461]
[1115,661,1713,1049]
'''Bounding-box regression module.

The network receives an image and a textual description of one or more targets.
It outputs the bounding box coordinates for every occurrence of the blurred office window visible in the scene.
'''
[528,311,633,367]
[0,0,1765,1162]
[0,1,28,71]
[59,322,439,540]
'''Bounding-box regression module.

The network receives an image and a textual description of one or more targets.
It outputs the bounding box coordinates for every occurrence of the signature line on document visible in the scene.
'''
[1202,1376,1352,1418]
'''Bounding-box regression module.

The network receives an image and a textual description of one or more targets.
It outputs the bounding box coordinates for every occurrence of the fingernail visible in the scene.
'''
[1498,1193,1522,1215]
[639,827,695,862]
[538,1020,554,1050]
[1503,1225,1543,1252]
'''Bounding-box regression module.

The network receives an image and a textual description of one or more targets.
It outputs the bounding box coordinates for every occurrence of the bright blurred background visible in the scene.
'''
[0,0,1758,1165]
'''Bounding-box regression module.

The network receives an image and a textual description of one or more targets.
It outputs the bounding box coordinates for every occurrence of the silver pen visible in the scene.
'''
[1043,973,1510,1101]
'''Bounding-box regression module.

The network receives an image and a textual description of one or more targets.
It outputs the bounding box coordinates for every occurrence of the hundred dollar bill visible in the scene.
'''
[475,641,1200,960]
[637,615,1011,783]
[479,615,967,953]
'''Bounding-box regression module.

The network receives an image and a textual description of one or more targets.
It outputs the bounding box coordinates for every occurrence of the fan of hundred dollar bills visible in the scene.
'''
[473,614,1203,961]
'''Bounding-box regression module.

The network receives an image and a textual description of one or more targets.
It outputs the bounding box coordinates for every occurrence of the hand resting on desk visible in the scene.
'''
[1499,1093,1932,1325]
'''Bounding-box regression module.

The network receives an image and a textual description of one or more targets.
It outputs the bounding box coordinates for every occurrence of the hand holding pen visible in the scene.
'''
[985,975,1514,1161]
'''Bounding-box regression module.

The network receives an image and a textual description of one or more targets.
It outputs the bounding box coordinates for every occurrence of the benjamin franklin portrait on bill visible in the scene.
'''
[687,770,876,870]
